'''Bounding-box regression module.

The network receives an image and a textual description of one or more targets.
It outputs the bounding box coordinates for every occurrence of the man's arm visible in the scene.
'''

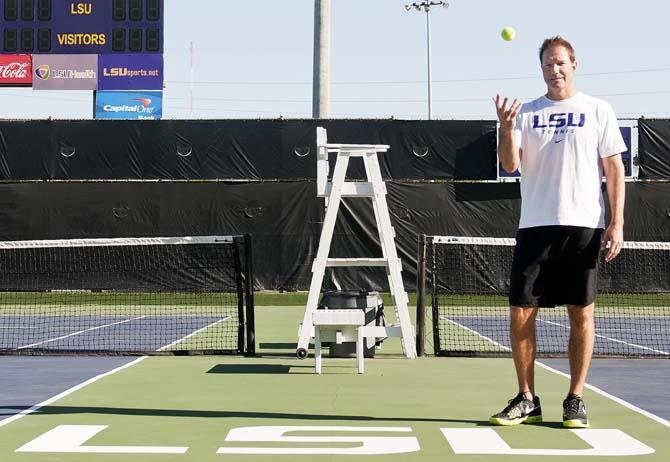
[601,154,625,262]
[498,128,522,173]
[493,95,522,173]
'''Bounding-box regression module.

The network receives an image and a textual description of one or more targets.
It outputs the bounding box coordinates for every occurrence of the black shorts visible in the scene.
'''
[509,226,603,308]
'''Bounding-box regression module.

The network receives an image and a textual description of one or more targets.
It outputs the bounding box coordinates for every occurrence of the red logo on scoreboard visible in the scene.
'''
[0,55,32,86]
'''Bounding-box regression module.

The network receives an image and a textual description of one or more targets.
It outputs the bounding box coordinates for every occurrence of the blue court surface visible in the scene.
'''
[0,315,233,352]
[542,358,670,421]
[0,356,136,423]
[442,314,670,356]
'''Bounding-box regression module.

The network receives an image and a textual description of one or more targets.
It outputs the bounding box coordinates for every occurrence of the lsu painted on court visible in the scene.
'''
[16,425,654,456]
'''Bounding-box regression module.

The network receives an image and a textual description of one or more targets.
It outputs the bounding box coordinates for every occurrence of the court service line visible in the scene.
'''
[442,317,511,352]
[536,361,670,429]
[157,316,232,351]
[17,316,149,350]
[0,357,147,428]
[538,318,670,356]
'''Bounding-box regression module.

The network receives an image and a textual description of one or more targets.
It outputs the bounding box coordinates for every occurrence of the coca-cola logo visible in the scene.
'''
[0,62,29,79]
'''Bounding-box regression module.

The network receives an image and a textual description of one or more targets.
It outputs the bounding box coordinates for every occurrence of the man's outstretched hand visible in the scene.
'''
[493,94,521,131]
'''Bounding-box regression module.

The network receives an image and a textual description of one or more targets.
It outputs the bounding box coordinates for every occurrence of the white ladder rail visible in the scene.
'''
[364,151,414,356]
[297,150,352,356]
[361,151,400,354]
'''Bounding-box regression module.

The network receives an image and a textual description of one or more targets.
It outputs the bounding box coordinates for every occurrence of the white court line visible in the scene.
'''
[535,361,670,429]
[157,316,232,351]
[442,317,510,352]
[443,314,670,355]
[0,316,236,428]
[17,316,148,350]
[538,319,670,356]
[0,357,147,428]
[442,316,670,428]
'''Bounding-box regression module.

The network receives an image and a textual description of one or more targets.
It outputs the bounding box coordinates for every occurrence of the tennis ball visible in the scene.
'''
[501,26,516,41]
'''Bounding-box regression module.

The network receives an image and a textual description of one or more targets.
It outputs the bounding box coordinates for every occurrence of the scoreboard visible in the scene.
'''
[1,0,163,54]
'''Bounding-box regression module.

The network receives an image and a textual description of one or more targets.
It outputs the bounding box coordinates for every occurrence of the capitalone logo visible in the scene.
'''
[131,98,152,108]
[35,65,50,80]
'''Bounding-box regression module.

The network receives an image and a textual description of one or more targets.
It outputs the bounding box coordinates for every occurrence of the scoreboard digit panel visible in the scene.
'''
[1,0,163,54]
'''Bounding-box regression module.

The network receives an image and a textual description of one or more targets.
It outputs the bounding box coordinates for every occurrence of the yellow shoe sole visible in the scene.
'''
[489,415,543,426]
[563,419,589,428]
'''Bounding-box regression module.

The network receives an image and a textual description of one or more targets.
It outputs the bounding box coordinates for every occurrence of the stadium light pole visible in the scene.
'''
[313,0,330,119]
[405,1,449,120]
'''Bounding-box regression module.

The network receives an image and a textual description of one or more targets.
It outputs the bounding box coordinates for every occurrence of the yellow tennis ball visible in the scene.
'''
[501,26,516,41]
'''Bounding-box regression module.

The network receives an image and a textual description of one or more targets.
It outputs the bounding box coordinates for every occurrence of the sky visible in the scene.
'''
[1,0,669,120]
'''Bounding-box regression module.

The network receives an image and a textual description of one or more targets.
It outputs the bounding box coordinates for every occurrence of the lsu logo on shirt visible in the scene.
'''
[533,113,585,128]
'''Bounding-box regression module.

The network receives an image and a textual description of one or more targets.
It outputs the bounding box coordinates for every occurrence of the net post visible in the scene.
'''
[430,237,440,355]
[233,236,245,354]
[416,234,427,356]
[243,233,256,357]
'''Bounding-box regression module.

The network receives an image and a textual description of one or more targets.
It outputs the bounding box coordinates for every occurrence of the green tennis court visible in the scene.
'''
[1,304,668,461]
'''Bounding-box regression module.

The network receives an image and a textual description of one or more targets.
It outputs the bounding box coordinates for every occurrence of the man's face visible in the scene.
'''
[541,45,576,92]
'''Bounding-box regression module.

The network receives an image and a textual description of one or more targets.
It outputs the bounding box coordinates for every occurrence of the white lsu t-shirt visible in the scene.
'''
[512,92,627,229]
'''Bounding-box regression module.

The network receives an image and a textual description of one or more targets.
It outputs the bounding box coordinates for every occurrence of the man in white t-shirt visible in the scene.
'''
[489,36,626,428]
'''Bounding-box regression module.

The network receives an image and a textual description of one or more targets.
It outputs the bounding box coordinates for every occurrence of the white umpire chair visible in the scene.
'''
[296,127,417,373]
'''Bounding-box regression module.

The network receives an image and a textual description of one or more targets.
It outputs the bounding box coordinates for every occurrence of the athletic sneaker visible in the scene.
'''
[563,394,589,428]
[489,394,542,426]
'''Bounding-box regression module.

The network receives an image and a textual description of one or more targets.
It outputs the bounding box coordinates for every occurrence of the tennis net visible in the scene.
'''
[0,235,254,355]
[416,235,670,358]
